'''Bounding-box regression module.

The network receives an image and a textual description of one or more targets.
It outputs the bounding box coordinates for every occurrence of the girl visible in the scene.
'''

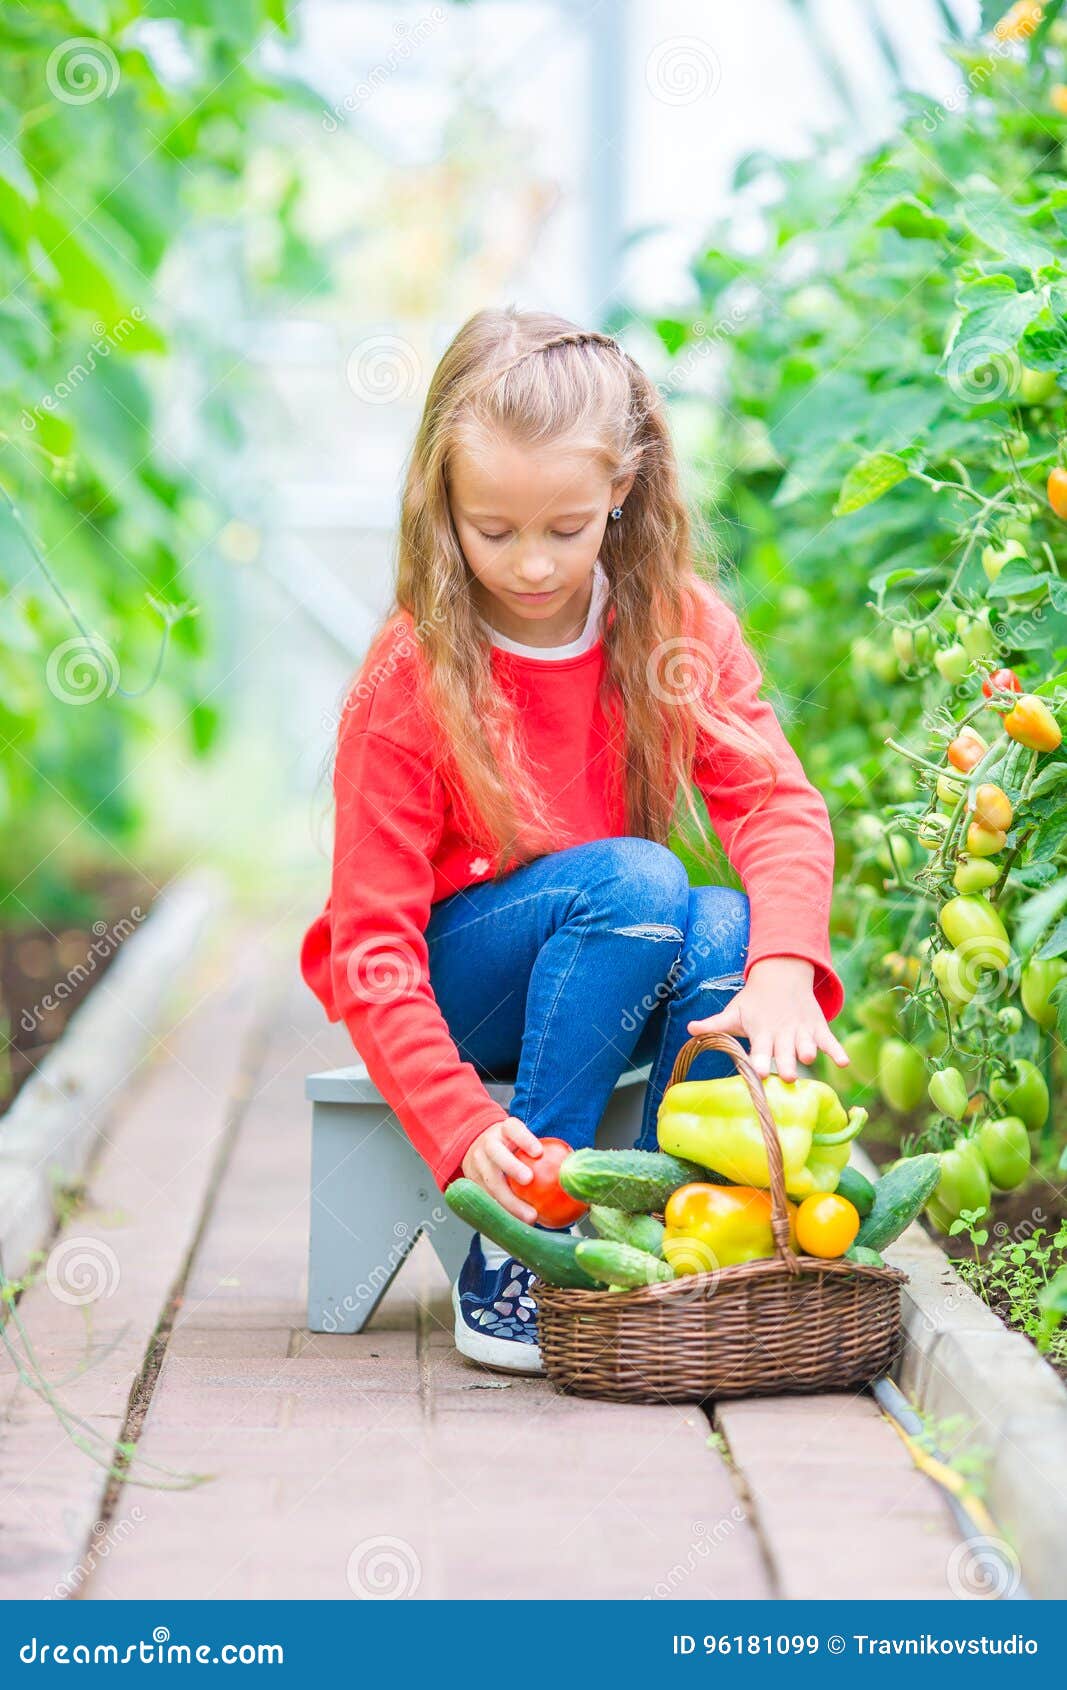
[301,307,848,1374]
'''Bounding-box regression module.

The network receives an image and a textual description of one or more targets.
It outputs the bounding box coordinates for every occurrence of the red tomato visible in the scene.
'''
[982,667,1023,699]
[506,1137,587,1226]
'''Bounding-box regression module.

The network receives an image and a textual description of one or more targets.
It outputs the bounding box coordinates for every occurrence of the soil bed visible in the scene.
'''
[1,868,158,1120]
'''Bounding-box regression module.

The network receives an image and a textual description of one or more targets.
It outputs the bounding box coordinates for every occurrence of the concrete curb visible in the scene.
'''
[854,1152,1067,1600]
[0,867,229,1285]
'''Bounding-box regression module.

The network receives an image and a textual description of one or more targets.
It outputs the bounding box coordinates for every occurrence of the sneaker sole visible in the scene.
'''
[451,1282,545,1376]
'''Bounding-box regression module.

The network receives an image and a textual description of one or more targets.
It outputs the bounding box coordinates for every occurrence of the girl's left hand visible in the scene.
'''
[686,956,848,1082]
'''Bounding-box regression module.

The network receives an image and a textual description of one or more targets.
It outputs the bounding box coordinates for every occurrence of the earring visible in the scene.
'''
[610,505,623,520]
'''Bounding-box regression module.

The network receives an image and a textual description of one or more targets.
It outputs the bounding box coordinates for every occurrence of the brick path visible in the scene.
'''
[0,916,966,1600]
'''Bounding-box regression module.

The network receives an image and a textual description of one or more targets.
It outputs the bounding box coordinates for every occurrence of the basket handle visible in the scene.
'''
[666,1032,800,1274]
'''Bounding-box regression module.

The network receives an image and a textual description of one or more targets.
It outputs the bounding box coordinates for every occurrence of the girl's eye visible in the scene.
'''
[553,525,587,540]
[478,531,510,543]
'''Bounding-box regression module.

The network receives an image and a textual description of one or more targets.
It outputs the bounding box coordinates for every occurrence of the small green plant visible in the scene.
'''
[954,1221,1067,1369]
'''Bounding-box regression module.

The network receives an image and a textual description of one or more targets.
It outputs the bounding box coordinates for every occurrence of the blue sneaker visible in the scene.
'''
[452,1232,544,1374]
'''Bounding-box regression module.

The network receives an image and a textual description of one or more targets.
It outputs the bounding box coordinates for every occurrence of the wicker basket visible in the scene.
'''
[534,1032,906,1403]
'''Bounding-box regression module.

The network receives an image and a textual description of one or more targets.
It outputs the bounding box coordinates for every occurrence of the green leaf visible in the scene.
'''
[1036,916,1067,961]
[875,197,950,242]
[984,564,1058,597]
[833,452,908,516]
[1031,810,1067,860]
[1027,762,1067,798]
[961,195,1058,271]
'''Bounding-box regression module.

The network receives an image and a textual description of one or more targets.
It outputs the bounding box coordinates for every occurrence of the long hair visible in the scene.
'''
[329,306,777,874]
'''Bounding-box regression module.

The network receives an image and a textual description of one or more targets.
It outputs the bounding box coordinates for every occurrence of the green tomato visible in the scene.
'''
[928,1067,969,1121]
[877,1038,927,1113]
[1017,367,1058,406]
[981,538,1026,584]
[1020,958,1067,1031]
[956,611,995,662]
[854,990,899,1038]
[842,1028,881,1088]
[924,1195,956,1234]
[931,947,977,1008]
[937,771,967,807]
[892,626,916,665]
[938,896,1011,973]
[989,1059,1050,1132]
[952,858,1000,894]
[935,643,971,684]
[996,1005,1024,1036]
[936,1137,992,1221]
[976,1116,1032,1192]
[1003,514,1033,543]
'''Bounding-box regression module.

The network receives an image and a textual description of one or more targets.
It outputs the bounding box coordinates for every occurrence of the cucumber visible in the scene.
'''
[844,1244,886,1268]
[574,1239,676,1288]
[445,1179,601,1289]
[588,1205,666,1255]
[855,1154,941,1252]
[559,1149,708,1212]
[835,1165,876,1218]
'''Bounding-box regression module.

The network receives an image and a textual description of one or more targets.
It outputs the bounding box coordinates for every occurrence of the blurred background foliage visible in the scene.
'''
[0,0,325,922]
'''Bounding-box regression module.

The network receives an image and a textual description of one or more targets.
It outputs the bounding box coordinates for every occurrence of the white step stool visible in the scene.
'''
[305,1061,650,1333]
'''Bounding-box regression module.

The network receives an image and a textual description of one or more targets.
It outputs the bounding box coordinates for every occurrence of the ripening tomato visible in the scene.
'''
[506,1137,588,1226]
[796,1194,860,1260]
[1048,467,1067,521]
[947,726,987,773]
[982,668,1022,700]
[965,820,1006,858]
[973,783,1013,832]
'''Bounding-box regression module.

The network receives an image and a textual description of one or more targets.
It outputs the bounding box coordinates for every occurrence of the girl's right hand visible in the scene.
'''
[462,1116,544,1223]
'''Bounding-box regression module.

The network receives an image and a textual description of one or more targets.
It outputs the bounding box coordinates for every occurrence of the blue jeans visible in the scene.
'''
[425,837,750,1152]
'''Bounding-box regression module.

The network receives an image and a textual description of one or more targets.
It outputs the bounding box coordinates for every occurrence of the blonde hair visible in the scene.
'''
[337,306,777,874]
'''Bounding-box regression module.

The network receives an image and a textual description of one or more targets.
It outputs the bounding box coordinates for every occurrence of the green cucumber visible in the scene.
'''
[445,1179,601,1289]
[588,1205,666,1255]
[559,1149,708,1212]
[574,1239,675,1288]
[835,1165,877,1218]
[844,1244,886,1268]
[855,1154,941,1252]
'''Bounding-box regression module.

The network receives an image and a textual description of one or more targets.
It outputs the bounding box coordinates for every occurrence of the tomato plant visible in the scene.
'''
[648,2,1067,1190]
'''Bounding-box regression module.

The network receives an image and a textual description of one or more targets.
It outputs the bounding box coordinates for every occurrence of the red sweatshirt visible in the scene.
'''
[300,578,844,1189]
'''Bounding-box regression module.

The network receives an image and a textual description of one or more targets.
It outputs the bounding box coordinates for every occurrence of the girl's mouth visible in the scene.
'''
[509,588,558,602]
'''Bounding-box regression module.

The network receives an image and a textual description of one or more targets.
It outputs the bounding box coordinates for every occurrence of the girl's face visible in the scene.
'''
[449,433,634,647]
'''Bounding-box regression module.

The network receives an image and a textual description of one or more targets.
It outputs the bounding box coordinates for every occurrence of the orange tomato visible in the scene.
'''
[796,1194,861,1259]
[947,725,987,773]
[1048,466,1067,520]
[1003,693,1063,752]
[973,783,1013,832]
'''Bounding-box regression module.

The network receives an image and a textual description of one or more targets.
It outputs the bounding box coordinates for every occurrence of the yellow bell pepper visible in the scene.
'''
[662,1182,797,1273]
[656,1074,866,1200]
